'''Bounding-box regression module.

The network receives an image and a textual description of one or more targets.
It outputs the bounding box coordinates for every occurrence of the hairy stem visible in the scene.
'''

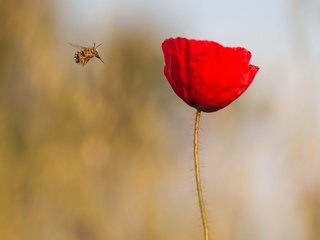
[194,110,210,240]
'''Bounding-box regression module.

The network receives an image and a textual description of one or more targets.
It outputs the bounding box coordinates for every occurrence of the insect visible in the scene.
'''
[69,42,104,66]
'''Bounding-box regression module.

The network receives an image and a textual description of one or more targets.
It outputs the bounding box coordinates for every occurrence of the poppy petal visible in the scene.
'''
[162,37,259,112]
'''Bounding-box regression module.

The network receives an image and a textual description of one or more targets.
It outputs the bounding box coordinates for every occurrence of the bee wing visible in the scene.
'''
[95,43,102,49]
[68,43,84,49]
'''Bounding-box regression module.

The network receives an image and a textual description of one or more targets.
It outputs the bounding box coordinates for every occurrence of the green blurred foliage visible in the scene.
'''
[0,1,182,240]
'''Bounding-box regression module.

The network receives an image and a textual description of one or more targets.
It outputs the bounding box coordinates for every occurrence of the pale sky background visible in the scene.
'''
[55,0,320,81]
[56,0,292,56]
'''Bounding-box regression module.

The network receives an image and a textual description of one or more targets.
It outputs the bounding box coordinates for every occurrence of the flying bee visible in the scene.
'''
[69,42,104,66]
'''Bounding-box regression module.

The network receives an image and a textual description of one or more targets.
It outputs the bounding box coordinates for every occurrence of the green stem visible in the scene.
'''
[194,110,210,240]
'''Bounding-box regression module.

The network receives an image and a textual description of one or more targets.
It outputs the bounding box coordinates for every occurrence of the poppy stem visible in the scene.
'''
[194,110,210,240]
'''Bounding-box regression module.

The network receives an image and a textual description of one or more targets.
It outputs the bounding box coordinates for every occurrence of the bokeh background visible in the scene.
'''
[1,0,320,239]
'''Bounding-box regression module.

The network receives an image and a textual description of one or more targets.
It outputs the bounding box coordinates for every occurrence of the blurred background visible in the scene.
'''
[1,0,320,239]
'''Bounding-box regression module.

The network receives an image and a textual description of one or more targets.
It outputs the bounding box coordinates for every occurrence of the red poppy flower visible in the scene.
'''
[162,37,259,112]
